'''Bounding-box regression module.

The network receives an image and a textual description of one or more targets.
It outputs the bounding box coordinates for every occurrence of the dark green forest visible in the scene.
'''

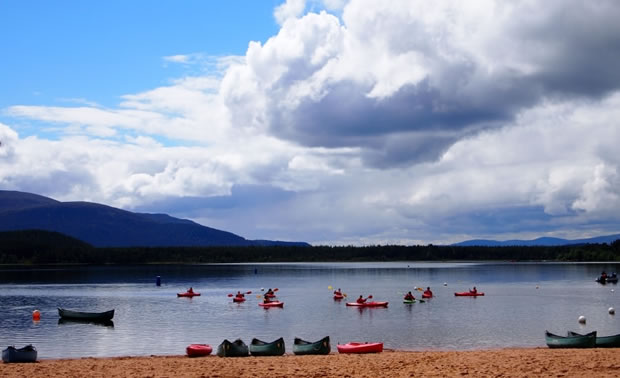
[1,230,620,265]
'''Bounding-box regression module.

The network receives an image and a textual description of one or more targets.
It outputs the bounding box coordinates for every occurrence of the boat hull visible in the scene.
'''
[217,339,249,357]
[403,300,415,304]
[337,342,383,354]
[293,336,330,355]
[422,293,432,298]
[233,297,246,302]
[333,294,344,300]
[259,301,284,308]
[346,301,388,307]
[454,292,485,296]
[545,331,596,348]
[2,345,37,363]
[250,337,285,356]
[177,292,200,297]
[58,308,114,321]
[186,344,212,357]
[568,331,620,348]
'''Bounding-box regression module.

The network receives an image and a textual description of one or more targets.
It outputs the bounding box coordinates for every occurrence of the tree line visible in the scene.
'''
[1,230,620,265]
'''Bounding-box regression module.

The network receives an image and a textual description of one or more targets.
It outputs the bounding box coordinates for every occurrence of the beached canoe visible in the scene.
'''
[259,301,284,308]
[58,308,114,321]
[217,339,249,357]
[337,342,383,354]
[545,331,596,348]
[2,345,37,363]
[568,331,620,348]
[186,344,212,357]
[293,336,331,355]
[249,337,285,356]
[177,292,201,297]
[454,292,485,297]
[345,301,388,308]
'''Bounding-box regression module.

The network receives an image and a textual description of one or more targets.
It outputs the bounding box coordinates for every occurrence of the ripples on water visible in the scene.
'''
[0,262,619,358]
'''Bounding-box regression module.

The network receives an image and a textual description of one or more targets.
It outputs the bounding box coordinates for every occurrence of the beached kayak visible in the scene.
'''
[454,292,484,297]
[217,339,249,357]
[186,344,212,357]
[249,337,285,356]
[177,292,201,297]
[293,336,331,355]
[259,301,284,308]
[337,342,383,354]
[545,331,596,348]
[346,301,388,307]
[233,297,246,302]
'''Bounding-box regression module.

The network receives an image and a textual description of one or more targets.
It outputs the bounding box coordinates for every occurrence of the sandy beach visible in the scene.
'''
[2,348,620,377]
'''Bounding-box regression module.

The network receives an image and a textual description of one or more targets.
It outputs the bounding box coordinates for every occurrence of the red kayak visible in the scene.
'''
[422,292,432,299]
[259,301,284,308]
[333,293,344,300]
[337,342,383,354]
[177,292,201,297]
[186,344,212,357]
[454,292,485,296]
[346,301,388,308]
[233,297,246,302]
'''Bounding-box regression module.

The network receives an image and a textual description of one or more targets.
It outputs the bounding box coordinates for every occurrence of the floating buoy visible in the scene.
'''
[578,315,586,324]
[536,285,539,289]
[609,307,615,315]
[443,282,447,286]
[32,310,40,321]
[611,289,615,293]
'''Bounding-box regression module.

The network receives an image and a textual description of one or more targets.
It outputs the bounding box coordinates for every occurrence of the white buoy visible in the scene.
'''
[609,307,615,315]
[443,282,447,286]
[611,289,615,293]
[536,285,539,289]
[578,315,586,324]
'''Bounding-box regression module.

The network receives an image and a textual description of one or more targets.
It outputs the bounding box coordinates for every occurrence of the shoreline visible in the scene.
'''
[2,348,620,377]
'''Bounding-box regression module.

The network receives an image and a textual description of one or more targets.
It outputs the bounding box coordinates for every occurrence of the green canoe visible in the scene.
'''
[403,299,416,304]
[293,336,330,355]
[217,339,249,357]
[545,331,596,348]
[568,331,620,348]
[249,337,285,356]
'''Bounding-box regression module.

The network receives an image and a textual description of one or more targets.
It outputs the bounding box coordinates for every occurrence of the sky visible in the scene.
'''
[1,0,620,245]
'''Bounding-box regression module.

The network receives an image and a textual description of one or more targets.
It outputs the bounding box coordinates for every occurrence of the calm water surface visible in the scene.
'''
[1,262,619,358]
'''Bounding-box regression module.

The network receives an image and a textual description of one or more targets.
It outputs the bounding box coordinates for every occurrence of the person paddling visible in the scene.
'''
[235,291,244,299]
[187,287,194,294]
[424,287,433,297]
[334,288,342,295]
[356,295,367,304]
[404,291,415,301]
[470,286,477,294]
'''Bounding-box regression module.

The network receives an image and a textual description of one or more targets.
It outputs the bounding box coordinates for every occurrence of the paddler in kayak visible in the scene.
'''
[470,286,477,294]
[334,288,342,296]
[423,287,433,298]
[187,287,194,294]
[266,288,274,295]
[404,291,415,301]
[356,295,368,304]
[263,293,272,303]
[235,291,245,299]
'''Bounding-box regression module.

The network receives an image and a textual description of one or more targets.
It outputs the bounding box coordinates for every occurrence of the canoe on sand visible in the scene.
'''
[293,336,331,355]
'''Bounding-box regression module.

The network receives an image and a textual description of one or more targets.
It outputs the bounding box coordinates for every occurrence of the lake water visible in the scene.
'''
[1,262,619,359]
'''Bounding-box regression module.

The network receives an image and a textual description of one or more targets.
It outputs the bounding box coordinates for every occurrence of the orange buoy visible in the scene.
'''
[32,310,41,321]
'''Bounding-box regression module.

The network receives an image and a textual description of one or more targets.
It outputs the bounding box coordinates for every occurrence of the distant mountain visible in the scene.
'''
[0,190,310,248]
[452,234,620,247]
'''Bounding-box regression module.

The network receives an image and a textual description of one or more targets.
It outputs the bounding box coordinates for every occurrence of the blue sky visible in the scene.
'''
[1,0,620,245]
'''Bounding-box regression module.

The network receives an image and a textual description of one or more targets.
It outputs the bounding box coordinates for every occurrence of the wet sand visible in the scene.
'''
[2,348,620,377]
